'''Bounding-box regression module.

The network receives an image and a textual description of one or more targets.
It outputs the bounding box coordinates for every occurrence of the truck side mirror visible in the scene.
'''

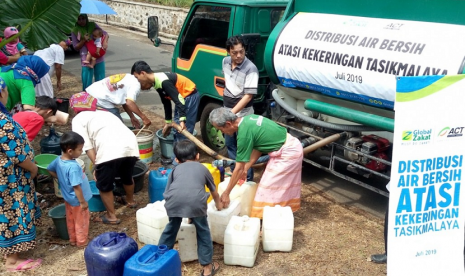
[240,33,260,63]
[148,16,161,47]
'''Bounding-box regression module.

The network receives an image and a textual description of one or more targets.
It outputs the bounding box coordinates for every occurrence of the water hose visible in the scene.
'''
[272,89,378,132]
[303,132,346,154]
[304,99,394,132]
[171,123,268,168]
[171,123,230,160]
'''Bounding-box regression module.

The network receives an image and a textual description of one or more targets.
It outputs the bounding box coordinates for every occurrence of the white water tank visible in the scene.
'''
[224,215,260,267]
[207,199,240,244]
[262,205,294,252]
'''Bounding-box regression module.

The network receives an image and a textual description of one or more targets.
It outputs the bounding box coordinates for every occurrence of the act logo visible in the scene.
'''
[402,131,412,141]
[438,126,464,138]
[438,127,450,137]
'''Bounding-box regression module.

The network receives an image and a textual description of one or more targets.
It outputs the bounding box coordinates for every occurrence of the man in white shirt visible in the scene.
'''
[85,73,151,129]
[34,41,69,97]
[71,109,140,224]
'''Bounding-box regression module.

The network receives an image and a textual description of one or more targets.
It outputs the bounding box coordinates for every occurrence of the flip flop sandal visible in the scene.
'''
[200,262,220,276]
[94,215,121,225]
[7,258,42,272]
[126,202,139,209]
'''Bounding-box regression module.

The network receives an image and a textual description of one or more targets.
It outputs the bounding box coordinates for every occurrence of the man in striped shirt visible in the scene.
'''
[222,36,259,181]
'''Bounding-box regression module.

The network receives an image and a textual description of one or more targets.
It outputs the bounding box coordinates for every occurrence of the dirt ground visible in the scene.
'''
[0,71,387,275]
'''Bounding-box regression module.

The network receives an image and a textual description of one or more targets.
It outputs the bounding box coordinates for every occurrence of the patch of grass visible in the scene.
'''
[146,0,192,8]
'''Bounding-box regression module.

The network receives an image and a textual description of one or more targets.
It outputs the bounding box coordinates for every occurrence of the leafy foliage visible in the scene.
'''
[0,0,81,51]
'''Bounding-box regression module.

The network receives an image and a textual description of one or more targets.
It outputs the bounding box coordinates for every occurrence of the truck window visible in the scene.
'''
[180,5,231,60]
[271,9,284,29]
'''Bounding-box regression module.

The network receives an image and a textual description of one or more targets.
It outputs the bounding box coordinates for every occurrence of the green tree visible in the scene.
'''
[0,0,81,51]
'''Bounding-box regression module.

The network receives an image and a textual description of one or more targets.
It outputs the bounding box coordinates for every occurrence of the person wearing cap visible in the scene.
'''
[131,60,199,142]
[1,27,27,57]
[33,41,70,96]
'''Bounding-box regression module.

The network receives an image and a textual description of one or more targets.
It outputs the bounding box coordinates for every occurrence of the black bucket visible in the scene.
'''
[114,161,149,195]
[55,98,70,113]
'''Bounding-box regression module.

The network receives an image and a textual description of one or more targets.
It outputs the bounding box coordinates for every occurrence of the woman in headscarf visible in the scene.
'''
[1,27,27,57]
[71,14,109,90]
[0,76,42,272]
[0,56,50,113]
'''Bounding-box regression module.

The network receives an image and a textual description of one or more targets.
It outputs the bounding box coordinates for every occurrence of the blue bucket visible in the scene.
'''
[89,181,106,212]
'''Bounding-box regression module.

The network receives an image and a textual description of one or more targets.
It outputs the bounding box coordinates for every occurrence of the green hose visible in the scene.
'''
[304,99,394,132]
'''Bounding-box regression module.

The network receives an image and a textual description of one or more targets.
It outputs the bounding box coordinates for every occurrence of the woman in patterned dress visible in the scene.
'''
[0,76,42,272]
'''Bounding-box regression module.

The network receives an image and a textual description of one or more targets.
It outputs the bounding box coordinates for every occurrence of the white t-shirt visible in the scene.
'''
[34,44,65,76]
[72,110,139,165]
[86,74,141,109]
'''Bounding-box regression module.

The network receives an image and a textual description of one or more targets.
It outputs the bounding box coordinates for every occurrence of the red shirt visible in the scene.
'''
[0,51,8,65]
[13,111,44,142]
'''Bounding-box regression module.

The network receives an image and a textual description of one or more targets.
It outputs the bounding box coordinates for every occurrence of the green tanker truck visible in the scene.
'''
[148,0,465,196]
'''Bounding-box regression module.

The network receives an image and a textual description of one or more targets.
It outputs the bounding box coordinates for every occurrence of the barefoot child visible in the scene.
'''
[83,28,106,69]
[47,131,92,247]
[158,140,222,276]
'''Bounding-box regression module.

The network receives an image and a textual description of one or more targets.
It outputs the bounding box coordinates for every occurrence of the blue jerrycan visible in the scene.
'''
[148,167,172,203]
[84,232,138,276]
[123,244,182,276]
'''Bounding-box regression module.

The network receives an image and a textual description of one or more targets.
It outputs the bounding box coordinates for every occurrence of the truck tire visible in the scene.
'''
[200,102,227,155]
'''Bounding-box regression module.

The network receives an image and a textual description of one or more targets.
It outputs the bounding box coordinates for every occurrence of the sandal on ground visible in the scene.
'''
[93,215,121,225]
[126,202,139,209]
[7,258,42,272]
[115,196,127,205]
[200,262,220,276]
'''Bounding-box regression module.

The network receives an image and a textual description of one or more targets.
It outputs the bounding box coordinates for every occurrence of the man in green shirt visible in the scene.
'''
[209,107,304,218]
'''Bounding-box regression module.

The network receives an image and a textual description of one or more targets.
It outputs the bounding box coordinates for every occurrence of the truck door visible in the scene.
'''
[173,4,234,101]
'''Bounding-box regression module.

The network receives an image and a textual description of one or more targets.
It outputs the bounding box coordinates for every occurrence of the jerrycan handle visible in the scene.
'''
[140,245,169,264]
[102,233,126,246]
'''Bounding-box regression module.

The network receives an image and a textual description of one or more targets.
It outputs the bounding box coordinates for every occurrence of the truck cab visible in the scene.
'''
[166,0,287,152]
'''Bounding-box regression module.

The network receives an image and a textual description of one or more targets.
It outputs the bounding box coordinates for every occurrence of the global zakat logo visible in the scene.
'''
[402,129,431,141]
[438,126,464,138]
[402,131,412,141]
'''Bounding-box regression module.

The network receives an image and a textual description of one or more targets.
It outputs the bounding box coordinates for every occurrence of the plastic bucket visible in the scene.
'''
[53,159,85,198]
[48,203,69,240]
[155,129,174,159]
[114,161,149,195]
[88,180,106,212]
[78,153,94,181]
[121,112,143,130]
[133,129,155,164]
[35,154,58,175]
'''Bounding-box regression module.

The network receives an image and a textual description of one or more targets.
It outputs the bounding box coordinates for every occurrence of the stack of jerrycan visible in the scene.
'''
[218,178,258,216]
[84,232,138,276]
[207,199,241,244]
[123,244,181,276]
[262,205,295,252]
[136,201,169,245]
[224,215,261,267]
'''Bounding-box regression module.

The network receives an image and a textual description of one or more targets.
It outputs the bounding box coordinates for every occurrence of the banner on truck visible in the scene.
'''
[388,75,465,275]
[273,12,465,110]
